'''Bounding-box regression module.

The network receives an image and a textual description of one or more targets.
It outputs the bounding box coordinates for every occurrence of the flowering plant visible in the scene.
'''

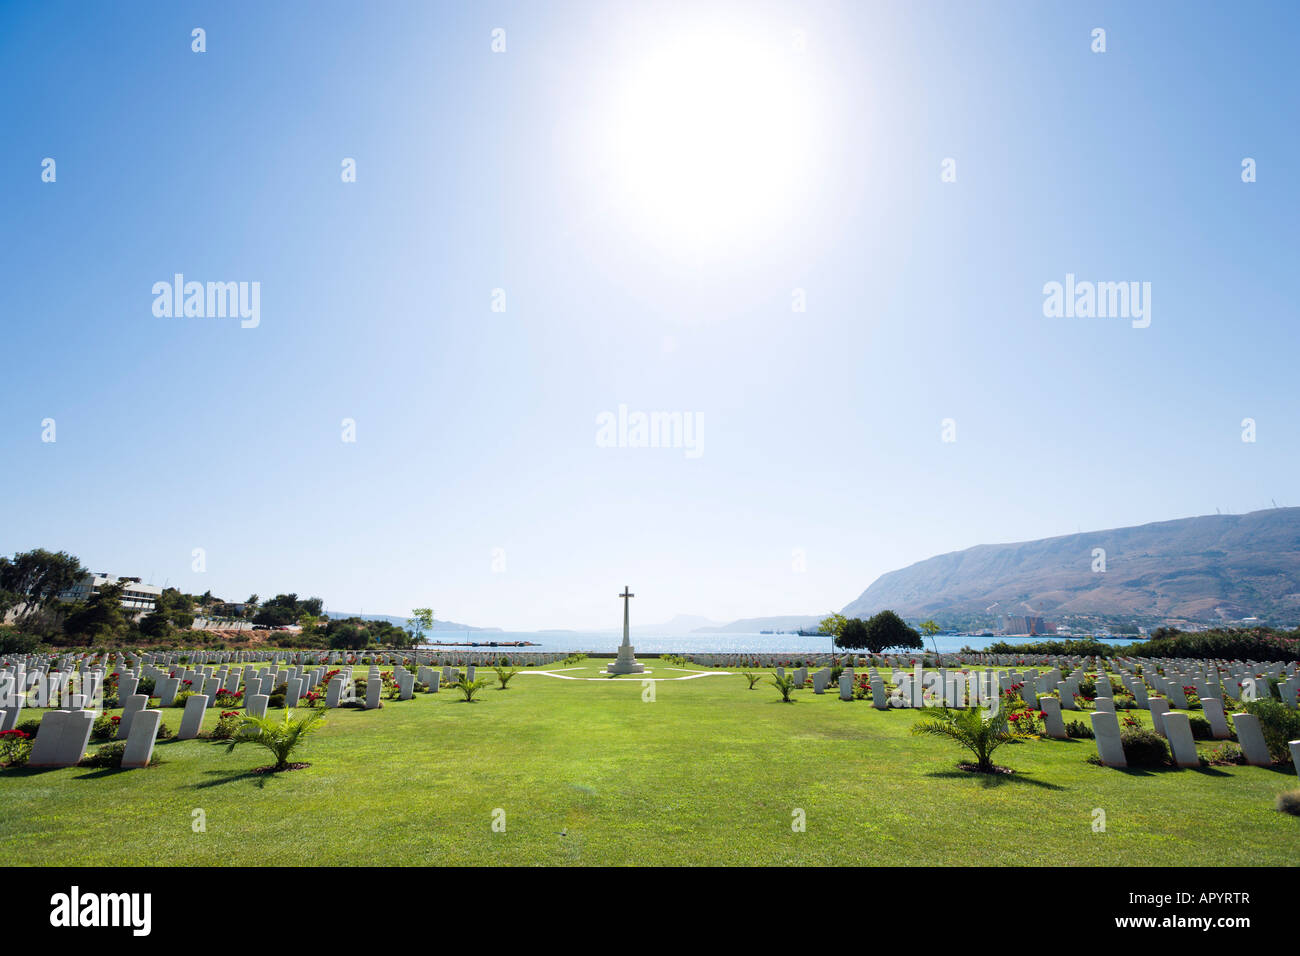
[0,729,34,767]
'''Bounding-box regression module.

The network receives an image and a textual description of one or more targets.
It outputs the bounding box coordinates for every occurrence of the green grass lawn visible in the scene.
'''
[2,659,1296,865]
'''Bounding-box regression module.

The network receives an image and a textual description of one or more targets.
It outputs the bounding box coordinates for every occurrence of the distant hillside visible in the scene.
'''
[842,508,1300,626]
[694,614,825,633]
[327,612,500,633]
[636,614,726,635]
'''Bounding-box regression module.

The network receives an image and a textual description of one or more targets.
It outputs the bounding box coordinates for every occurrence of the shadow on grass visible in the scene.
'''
[926,768,1068,791]
[190,768,275,790]
[1105,763,1234,778]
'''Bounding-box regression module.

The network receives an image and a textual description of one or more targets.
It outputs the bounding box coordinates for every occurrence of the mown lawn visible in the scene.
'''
[1,659,1295,865]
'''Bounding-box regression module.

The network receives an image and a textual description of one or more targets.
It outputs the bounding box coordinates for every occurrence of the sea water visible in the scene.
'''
[420,631,1136,655]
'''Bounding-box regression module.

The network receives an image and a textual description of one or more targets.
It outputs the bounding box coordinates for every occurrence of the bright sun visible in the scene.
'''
[604,31,814,255]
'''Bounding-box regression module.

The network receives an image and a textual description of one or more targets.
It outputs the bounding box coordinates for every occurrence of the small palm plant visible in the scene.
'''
[910,706,1018,773]
[453,675,493,702]
[225,707,326,771]
[743,672,763,690]
[770,672,798,703]
[493,666,519,689]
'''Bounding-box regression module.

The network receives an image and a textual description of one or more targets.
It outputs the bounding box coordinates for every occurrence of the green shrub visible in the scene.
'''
[452,676,492,702]
[172,690,195,708]
[742,672,763,690]
[770,673,798,703]
[268,693,286,708]
[91,714,117,741]
[0,729,34,767]
[1121,728,1170,767]
[1242,699,1300,765]
[1277,790,1300,817]
[911,706,1019,773]
[224,708,326,770]
[1065,720,1095,739]
[1187,716,1214,740]
[1202,743,1246,766]
[209,711,241,740]
[493,666,519,689]
[79,742,161,769]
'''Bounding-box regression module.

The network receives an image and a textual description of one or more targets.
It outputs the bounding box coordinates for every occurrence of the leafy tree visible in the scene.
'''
[919,619,941,654]
[836,617,869,650]
[253,593,325,627]
[409,607,434,643]
[0,627,42,655]
[62,580,130,643]
[138,606,174,640]
[0,549,86,624]
[326,622,367,650]
[819,613,847,641]
[863,610,923,653]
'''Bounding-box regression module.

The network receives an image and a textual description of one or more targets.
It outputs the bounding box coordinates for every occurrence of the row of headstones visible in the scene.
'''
[0,659,336,727]
[1,657,501,727]
[1088,706,1300,775]
[4,659,473,770]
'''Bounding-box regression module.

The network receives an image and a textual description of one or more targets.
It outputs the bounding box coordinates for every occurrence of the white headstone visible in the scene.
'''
[121,709,162,768]
[1040,697,1067,739]
[1201,696,1232,739]
[1090,711,1126,767]
[1162,712,1200,767]
[1231,713,1273,766]
[178,695,209,739]
[117,694,148,739]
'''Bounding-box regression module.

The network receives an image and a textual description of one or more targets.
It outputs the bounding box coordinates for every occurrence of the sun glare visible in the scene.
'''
[604,31,815,255]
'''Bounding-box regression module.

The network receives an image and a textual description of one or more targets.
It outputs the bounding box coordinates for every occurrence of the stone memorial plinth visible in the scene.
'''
[605,587,645,675]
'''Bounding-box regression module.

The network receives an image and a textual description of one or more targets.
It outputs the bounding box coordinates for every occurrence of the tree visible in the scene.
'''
[326,622,367,650]
[919,619,941,655]
[61,580,130,643]
[0,549,86,624]
[253,593,325,627]
[409,608,434,644]
[863,610,923,653]
[835,617,870,650]
[819,613,847,640]
[138,606,174,640]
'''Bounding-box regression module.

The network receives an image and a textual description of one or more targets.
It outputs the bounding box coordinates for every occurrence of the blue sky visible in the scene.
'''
[2,1,1296,630]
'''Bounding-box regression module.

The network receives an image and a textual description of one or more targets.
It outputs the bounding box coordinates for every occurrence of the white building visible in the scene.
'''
[59,573,163,617]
